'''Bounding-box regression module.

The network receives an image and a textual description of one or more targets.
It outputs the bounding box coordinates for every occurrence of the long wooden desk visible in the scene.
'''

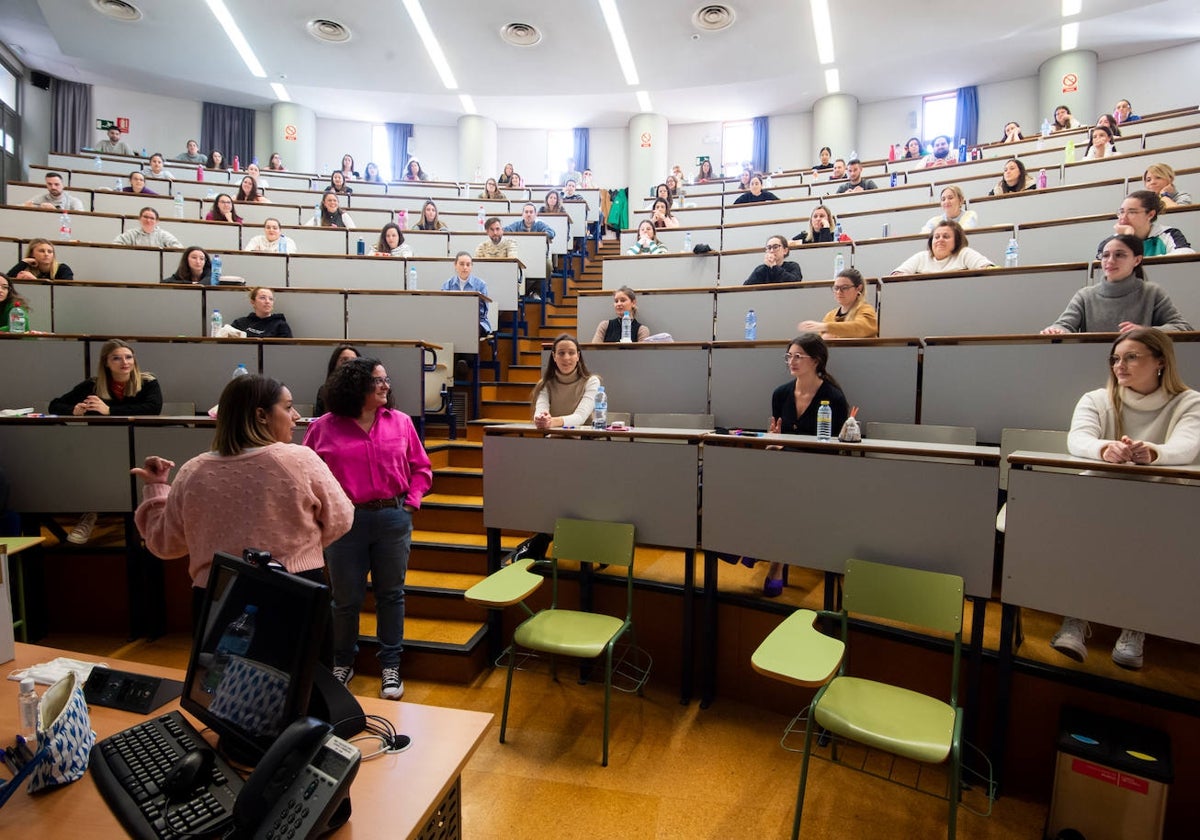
[0,643,492,839]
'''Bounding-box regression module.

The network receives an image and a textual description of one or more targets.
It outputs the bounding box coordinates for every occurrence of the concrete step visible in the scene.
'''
[409,527,524,574]
[426,440,482,469]
[432,466,482,495]
[415,492,483,533]
[354,614,488,684]
[507,365,541,383]
[480,400,532,422]
[481,381,533,402]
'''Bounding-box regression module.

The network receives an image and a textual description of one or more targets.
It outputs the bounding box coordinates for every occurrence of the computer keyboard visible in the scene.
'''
[91,710,243,840]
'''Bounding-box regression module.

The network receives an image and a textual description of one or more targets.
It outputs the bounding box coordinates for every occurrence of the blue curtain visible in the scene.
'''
[573,127,590,173]
[751,116,769,174]
[386,123,413,182]
[200,102,255,168]
[954,86,979,147]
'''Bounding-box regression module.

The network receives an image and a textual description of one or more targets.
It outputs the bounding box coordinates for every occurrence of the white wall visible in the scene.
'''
[1095,42,1200,119]
[589,126,627,190]
[977,77,1040,145]
[20,78,52,180]
[92,84,201,160]
[409,125,458,182]
[858,97,921,163]
[768,112,810,174]
[495,129,548,185]
[314,118,372,176]
[667,121,722,190]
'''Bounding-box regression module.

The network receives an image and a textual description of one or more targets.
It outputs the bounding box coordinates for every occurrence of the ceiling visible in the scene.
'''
[3,0,1200,129]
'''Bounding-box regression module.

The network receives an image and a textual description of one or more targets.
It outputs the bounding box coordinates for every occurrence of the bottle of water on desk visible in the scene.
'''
[232,363,249,379]
[834,252,845,276]
[1037,169,1048,190]
[206,186,215,200]
[203,605,257,693]
[744,309,757,341]
[620,310,632,343]
[408,266,419,291]
[8,300,27,334]
[174,193,185,218]
[1004,237,1019,268]
[93,155,103,171]
[816,401,832,441]
[592,386,607,430]
[683,231,692,252]
[210,309,223,337]
[18,677,38,740]
[210,254,222,285]
[59,212,72,240]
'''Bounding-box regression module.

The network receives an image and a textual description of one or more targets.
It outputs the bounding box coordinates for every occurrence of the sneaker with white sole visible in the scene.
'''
[380,667,404,700]
[1112,629,1145,670]
[67,512,98,545]
[332,665,354,686]
[1050,617,1091,662]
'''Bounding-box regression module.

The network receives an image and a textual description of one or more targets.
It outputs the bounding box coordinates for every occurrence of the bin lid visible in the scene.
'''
[1057,706,1173,784]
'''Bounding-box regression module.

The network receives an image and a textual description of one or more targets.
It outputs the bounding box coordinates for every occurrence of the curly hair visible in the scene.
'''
[324,357,394,417]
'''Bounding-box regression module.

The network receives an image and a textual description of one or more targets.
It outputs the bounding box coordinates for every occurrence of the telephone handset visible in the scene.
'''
[231,716,362,839]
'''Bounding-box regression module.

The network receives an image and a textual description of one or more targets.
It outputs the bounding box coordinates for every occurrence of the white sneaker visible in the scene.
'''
[380,667,404,700]
[1050,618,1091,662]
[332,665,354,686]
[1112,629,1145,670]
[67,512,98,545]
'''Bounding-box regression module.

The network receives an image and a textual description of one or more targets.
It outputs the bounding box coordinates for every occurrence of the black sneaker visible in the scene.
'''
[332,665,355,686]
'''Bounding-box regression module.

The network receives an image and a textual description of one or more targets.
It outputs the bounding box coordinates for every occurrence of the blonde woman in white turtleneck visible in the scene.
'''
[1050,327,1200,672]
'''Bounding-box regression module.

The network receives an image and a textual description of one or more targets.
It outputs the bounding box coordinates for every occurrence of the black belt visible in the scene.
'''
[355,495,403,511]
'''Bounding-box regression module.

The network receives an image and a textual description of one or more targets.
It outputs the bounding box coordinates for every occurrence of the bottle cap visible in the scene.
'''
[20,677,34,692]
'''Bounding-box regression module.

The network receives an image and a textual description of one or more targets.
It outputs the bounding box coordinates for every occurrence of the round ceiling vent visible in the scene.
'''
[306,19,352,44]
[90,0,142,23]
[692,5,736,32]
[500,23,542,47]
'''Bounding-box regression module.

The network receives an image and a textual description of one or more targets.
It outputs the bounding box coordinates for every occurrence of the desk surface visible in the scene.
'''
[0,643,492,839]
[0,537,45,555]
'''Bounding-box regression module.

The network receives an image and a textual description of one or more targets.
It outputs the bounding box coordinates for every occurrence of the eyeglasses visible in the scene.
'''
[1109,352,1151,366]
[784,354,813,363]
[372,376,392,386]
[1116,207,1146,216]
[764,244,784,251]
[832,284,856,292]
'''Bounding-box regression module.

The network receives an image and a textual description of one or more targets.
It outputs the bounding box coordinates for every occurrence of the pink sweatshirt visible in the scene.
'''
[134,444,355,587]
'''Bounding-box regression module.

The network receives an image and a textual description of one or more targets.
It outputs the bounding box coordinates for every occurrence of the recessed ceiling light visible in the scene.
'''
[90,0,142,23]
[500,23,542,47]
[306,19,352,44]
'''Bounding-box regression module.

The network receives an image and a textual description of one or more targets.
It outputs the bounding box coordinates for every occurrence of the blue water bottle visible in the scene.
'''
[210,254,222,285]
[744,309,757,341]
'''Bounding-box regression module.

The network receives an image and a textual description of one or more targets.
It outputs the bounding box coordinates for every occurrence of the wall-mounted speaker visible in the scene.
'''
[30,70,51,90]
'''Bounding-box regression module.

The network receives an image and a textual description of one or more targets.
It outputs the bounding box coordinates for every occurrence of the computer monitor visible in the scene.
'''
[180,552,329,766]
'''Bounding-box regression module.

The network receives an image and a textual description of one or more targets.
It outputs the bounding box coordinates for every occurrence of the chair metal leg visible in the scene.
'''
[792,704,820,840]
[500,645,518,744]
[602,643,614,766]
[948,718,963,840]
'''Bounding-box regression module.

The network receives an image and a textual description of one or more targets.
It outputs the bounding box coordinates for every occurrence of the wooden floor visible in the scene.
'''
[44,632,1050,839]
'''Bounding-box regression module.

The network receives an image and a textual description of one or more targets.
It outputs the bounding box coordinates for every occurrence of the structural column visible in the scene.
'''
[812,94,859,163]
[628,113,668,202]
[270,103,316,175]
[1038,51,1098,129]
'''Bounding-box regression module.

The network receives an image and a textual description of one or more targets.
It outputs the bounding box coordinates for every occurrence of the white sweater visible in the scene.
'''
[1068,386,1200,464]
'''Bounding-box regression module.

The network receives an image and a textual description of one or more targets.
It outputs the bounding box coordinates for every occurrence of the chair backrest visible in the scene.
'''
[551,518,636,569]
[424,341,454,411]
[633,412,715,429]
[998,427,1070,490]
[864,421,976,446]
[842,558,964,637]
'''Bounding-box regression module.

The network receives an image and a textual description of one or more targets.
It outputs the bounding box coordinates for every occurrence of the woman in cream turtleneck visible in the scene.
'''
[532,334,601,429]
[1050,327,1200,671]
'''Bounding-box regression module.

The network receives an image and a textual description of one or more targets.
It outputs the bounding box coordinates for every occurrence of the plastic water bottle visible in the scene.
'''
[849,150,858,162]
[834,252,845,275]
[174,193,185,218]
[356,237,365,255]
[592,386,607,430]
[477,205,486,228]
[620,310,632,343]
[834,222,843,241]
[958,139,967,163]
[1041,118,1052,138]
[1004,237,1019,268]
[93,155,103,171]
[277,234,287,254]
[210,309,223,336]
[58,212,71,240]
[114,177,123,191]
[232,363,249,379]
[8,300,27,333]
[744,309,757,341]
[816,401,833,441]
[1037,169,1048,190]
[210,254,222,285]
[683,231,692,253]
[1064,140,1076,164]
[202,605,257,693]
[408,266,418,291]
[764,173,774,189]
[205,186,215,200]
[889,172,898,188]
[18,677,38,741]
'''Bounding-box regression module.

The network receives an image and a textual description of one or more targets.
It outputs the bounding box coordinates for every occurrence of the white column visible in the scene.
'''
[1038,50,1098,129]
[457,115,497,184]
[270,103,316,175]
[628,113,668,203]
[812,94,860,163]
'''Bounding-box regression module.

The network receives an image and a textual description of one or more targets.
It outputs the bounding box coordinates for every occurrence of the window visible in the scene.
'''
[370,125,393,182]
[922,91,958,147]
[0,63,15,111]
[722,120,753,178]
[547,129,574,184]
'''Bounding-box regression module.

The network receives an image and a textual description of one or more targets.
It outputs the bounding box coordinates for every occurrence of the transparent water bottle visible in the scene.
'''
[744,309,757,341]
[202,605,257,694]
[206,186,215,200]
[232,363,249,379]
[210,309,223,337]
[958,138,967,163]
[477,205,486,228]
[93,155,103,171]
[834,222,843,241]
[210,254,222,285]
[58,212,72,240]
[683,231,692,253]
[398,208,408,228]
[834,252,845,276]
[114,177,123,191]
[174,193,185,218]
[8,300,26,334]
[1041,118,1052,138]
[620,309,632,343]
[315,201,322,224]
[1004,238,1019,268]
[816,401,833,441]
[18,677,38,741]
[408,266,419,290]
[592,386,607,430]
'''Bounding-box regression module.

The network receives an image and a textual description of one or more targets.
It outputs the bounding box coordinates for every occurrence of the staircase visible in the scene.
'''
[355,235,614,683]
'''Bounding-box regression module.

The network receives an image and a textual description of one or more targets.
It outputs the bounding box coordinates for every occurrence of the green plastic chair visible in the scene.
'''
[464,518,643,766]
[752,558,966,840]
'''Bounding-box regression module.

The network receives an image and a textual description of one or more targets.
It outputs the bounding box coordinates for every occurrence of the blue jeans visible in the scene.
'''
[324,505,411,669]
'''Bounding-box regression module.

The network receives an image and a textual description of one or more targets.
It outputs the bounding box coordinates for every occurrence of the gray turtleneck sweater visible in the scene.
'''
[1048,276,1191,333]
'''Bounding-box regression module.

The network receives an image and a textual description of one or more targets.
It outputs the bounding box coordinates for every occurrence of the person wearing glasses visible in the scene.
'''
[797,268,878,338]
[304,357,432,700]
[1108,190,1193,256]
[112,207,182,248]
[1050,327,1200,670]
[1041,234,1191,335]
[743,235,802,285]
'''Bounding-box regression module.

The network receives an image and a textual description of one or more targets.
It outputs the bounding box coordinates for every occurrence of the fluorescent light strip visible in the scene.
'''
[270,83,291,102]
[204,0,266,78]
[402,0,458,90]
[636,90,652,112]
[1061,21,1079,51]
[810,0,835,65]
[598,0,639,86]
[1062,0,1082,17]
[459,94,476,114]
[824,68,840,94]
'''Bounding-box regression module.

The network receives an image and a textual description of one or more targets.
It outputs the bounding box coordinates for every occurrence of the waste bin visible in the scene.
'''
[1046,706,1172,840]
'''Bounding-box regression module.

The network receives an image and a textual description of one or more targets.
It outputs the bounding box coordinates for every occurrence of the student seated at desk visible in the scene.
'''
[121,170,157,196]
[0,278,40,332]
[989,158,1037,196]
[205,193,243,224]
[133,373,353,627]
[314,344,361,417]
[161,247,211,285]
[478,178,505,200]
[744,235,802,285]
[326,171,353,196]
[1041,234,1191,335]
[49,338,164,546]
[920,186,979,234]
[626,220,668,255]
[1082,124,1119,160]
[146,152,175,181]
[235,175,269,204]
[244,218,295,254]
[1109,191,1193,257]
[648,198,679,229]
[1143,163,1191,209]
[592,286,650,343]
[307,192,355,228]
[891,221,994,275]
[797,268,878,338]
[410,200,446,231]
[732,174,779,204]
[371,222,412,257]
[440,252,492,337]
[231,287,293,338]
[540,190,566,216]
[113,207,182,248]
[1051,328,1200,670]
[790,206,837,247]
[7,239,73,281]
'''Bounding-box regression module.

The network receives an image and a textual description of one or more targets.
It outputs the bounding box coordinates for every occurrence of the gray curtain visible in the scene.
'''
[387,123,413,181]
[200,102,255,166]
[51,78,92,154]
